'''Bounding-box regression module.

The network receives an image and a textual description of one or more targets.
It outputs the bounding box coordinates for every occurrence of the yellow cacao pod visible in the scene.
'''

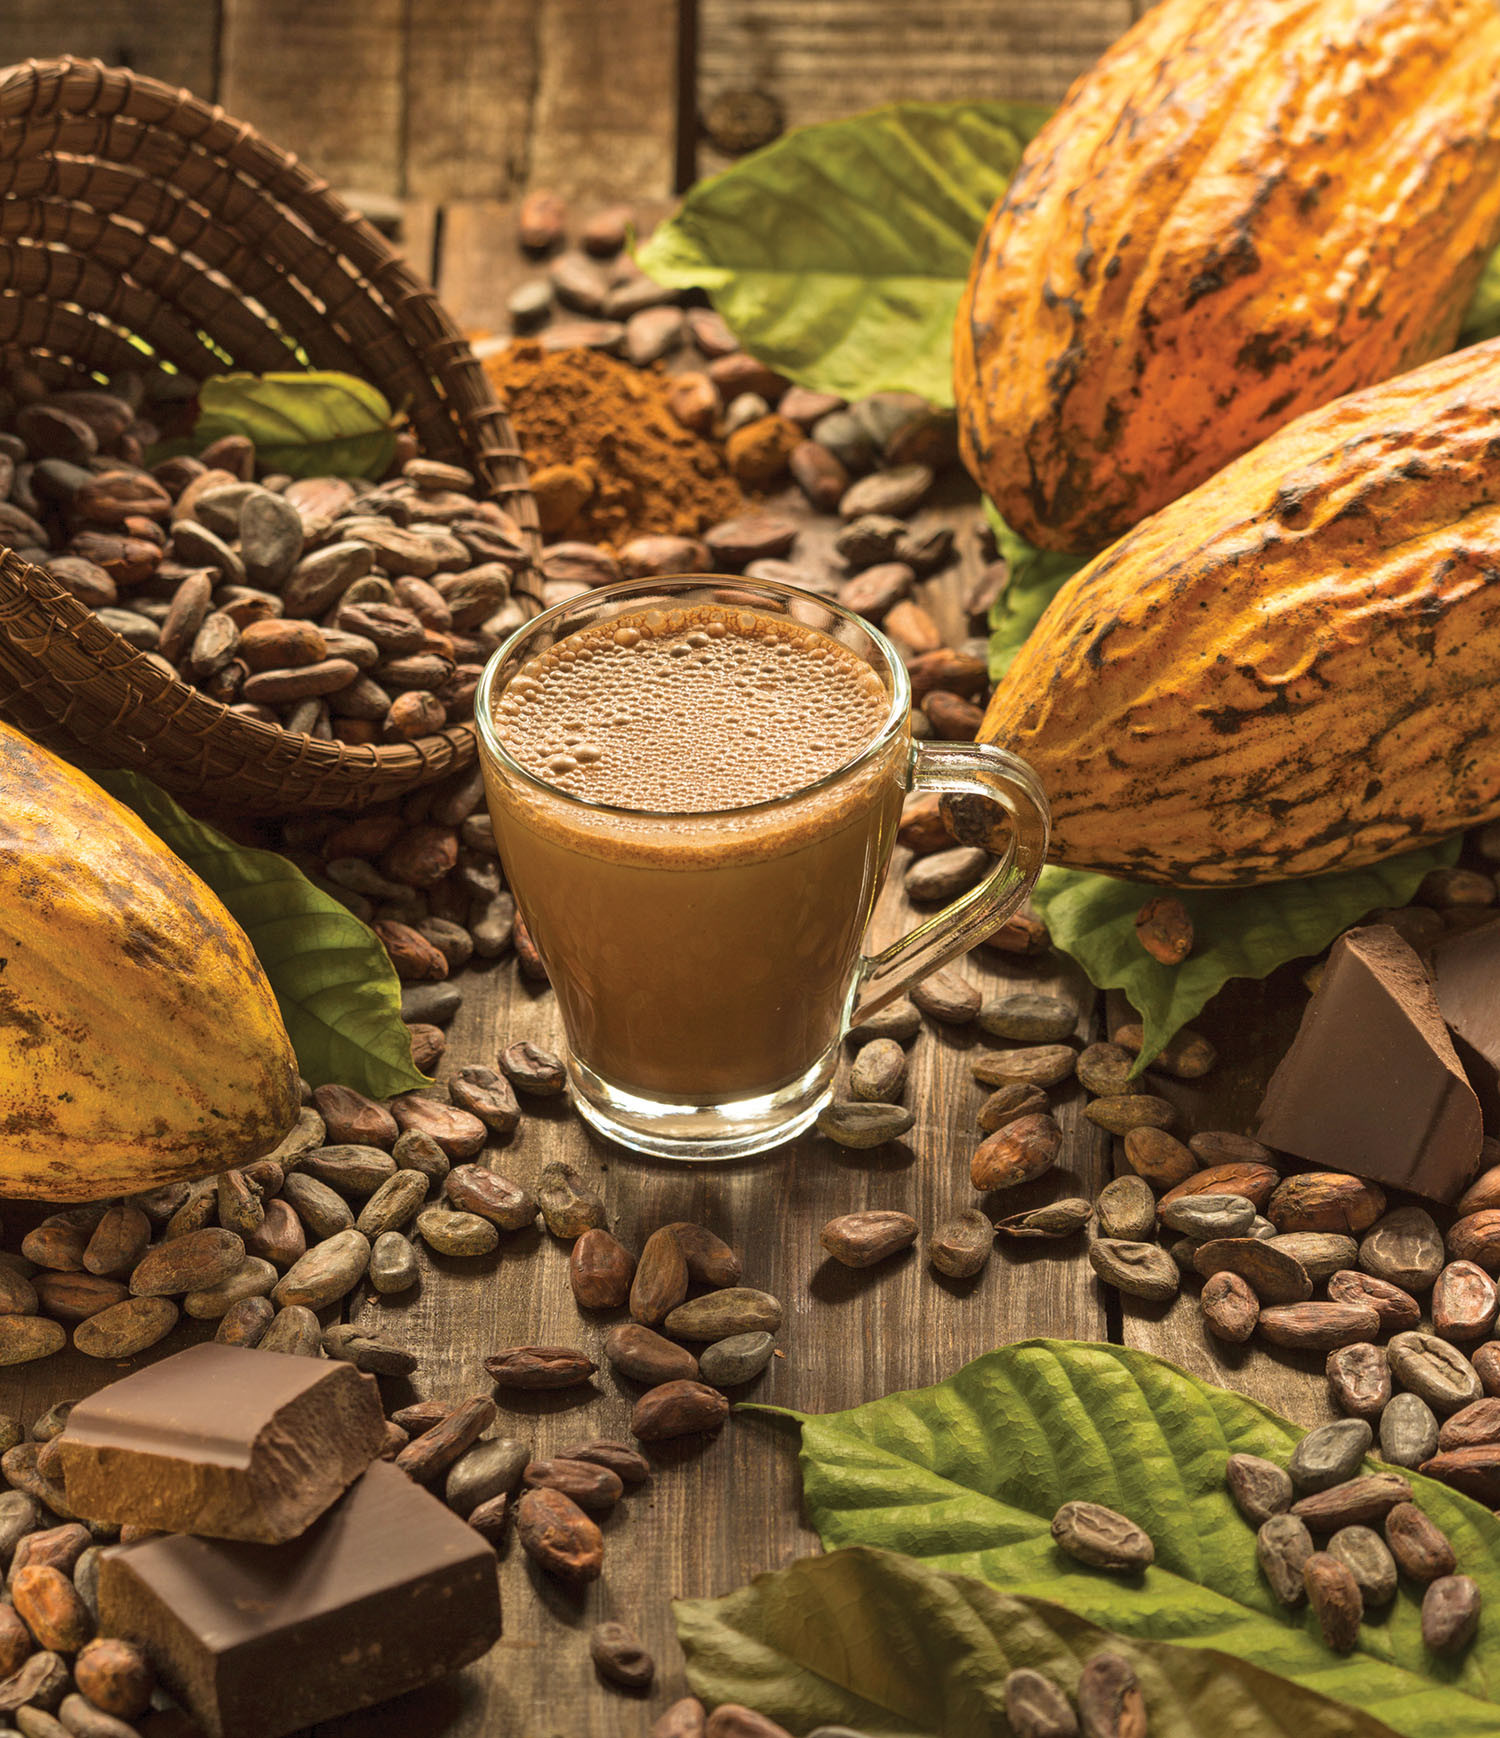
[0,723,298,1198]
[980,336,1500,886]
[956,0,1500,553]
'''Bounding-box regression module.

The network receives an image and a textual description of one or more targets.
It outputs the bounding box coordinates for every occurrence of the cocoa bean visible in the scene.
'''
[258,1303,322,1357]
[1304,1552,1363,1651]
[73,1297,178,1359]
[845,999,921,1045]
[631,1380,729,1441]
[1050,1502,1154,1572]
[415,1206,499,1257]
[1202,1271,1259,1342]
[1160,1163,1278,1211]
[1422,1575,1481,1654]
[927,1209,993,1279]
[499,1039,567,1096]
[389,1094,487,1157]
[1095,1176,1157,1241]
[978,1083,1050,1132]
[663,1223,743,1288]
[0,1318,68,1365]
[1431,1260,1498,1341]
[590,1619,654,1690]
[445,1438,529,1516]
[515,1486,603,1583]
[1416,1444,1500,1505]
[270,1229,370,1308]
[298,1144,396,1195]
[1437,1397,1500,1450]
[393,1395,496,1484]
[448,1065,521,1137]
[523,1458,623,1513]
[1258,1513,1314,1606]
[12,1564,92,1652]
[1257,1303,1380,1351]
[1267,1173,1386,1236]
[569,1229,636,1309]
[1135,895,1192,963]
[972,1045,1075,1089]
[663,1288,782,1340]
[971,1113,1061,1190]
[849,1038,908,1102]
[535,1161,607,1238]
[1291,1473,1412,1531]
[443,1165,535,1230]
[128,1228,245,1297]
[1115,1020,1216,1079]
[484,1345,596,1389]
[1328,1524,1397,1607]
[353,1170,429,1238]
[72,1637,153,1719]
[81,1206,151,1278]
[816,1101,915,1149]
[1380,1392,1440,1468]
[1289,1419,1372,1493]
[554,1440,650,1487]
[1075,1652,1146,1738]
[604,1323,699,1386]
[994,1199,1093,1239]
[1087,1240,1179,1303]
[1387,1331,1484,1414]
[698,1332,776,1388]
[1160,1193,1255,1240]
[1226,1454,1292,1526]
[630,1226,691,1326]
[978,994,1075,1043]
[1358,1206,1444,1294]
[819,1211,918,1268]
[908,964,981,1022]
[1385,1502,1456,1583]
[1003,1667,1079,1738]
[1192,1237,1312,1304]
[1326,1268,1421,1331]
[1325,1342,1391,1419]
[1121,1127,1196,1190]
[1075,1041,1136,1097]
[653,1697,708,1738]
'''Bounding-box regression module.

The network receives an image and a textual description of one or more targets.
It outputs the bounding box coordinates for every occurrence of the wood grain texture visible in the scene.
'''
[219,0,407,198]
[405,0,538,203]
[0,0,218,95]
[696,0,1131,170]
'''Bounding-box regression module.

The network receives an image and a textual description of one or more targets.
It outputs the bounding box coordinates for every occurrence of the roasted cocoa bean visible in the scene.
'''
[1326,1268,1421,1331]
[994,1199,1093,1240]
[1358,1206,1444,1294]
[971,1045,1075,1089]
[1192,1237,1311,1304]
[978,1083,1051,1132]
[1385,1502,1456,1584]
[1202,1270,1259,1342]
[1226,1454,1292,1526]
[570,1229,636,1309]
[484,1345,596,1389]
[1437,1397,1500,1450]
[590,1619,655,1690]
[1289,1419,1372,1493]
[663,1223,743,1288]
[1328,1525,1397,1607]
[849,1038,908,1102]
[1083,1095,1175,1135]
[1095,1176,1156,1241]
[443,1165,536,1230]
[663,1288,782,1339]
[1267,1173,1385,1236]
[816,1100,914,1148]
[1121,1126,1197,1190]
[535,1161,607,1238]
[971,1113,1061,1190]
[1291,1473,1412,1532]
[1087,1240,1179,1303]
[1257,1302,1380,1351]
[1422,1575,1481,1654]
[604,1323,699,1386]
[1258,1513,1314,1606]
[515,1486,603,1583]
[1431,1260,1498,1341]
[1050,1502,1154,1572]
[1003,1667,1079,1738]
[1380,1392,1440,1468]
[1325,1342,1391,1419]
[631,1379,730,1441]
[1387,1331,1484,1414]
[1075,1652,1146,1738]
[819,1211,918,1268]
[1161,1163,1279,1211]
[1304,1552,1363,1651]
[523,1458,623,1514]
[927,1209,993,1279]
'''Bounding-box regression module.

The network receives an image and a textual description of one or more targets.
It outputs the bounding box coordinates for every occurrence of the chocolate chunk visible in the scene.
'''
[1432,921,1500,1130]
[58,1342,384,1543]
[98,1461,499,1738]
[1256,926,1482,1202]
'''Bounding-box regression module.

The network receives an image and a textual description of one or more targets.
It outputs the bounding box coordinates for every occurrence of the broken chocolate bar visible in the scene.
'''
[59,1341,384,1543]
[1256,924,1483,1202]
[99,1460,500,1738]
[1432,919,1500,1131]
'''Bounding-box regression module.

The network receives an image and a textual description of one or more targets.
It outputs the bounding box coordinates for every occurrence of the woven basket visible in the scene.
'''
[0,56,541,814]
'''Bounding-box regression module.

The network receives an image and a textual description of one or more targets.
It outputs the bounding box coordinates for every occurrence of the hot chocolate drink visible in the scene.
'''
[484,603,906,1099]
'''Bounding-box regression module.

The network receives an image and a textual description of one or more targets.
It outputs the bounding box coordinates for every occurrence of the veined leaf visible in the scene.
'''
[983,497,1086,681]
[95,773,429,1098]
[760,1339,1500,1738]
[1032,838,1461,1071]
[190,371,399,479]
[677,1546,1404,1738]
[637,102,1050,406]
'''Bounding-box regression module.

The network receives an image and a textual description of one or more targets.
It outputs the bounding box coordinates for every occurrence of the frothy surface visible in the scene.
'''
[492,605,889,811]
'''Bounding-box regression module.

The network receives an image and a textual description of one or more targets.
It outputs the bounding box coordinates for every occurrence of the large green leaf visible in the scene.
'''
[96,773,429,1098]
[983,497,1086,681]
[190,371,399,479]
[762,1340,1500,1738]
[1032,837,1461,1071]
[677,1546,1404,1738]
[636,102,1050,406]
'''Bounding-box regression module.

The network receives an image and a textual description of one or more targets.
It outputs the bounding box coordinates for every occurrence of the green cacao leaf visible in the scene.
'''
[762,1339,1500,1738]
[983,497,1086,681]
[677,1545,1404,1738]
[1032,838,1461,1072]
[190,371,399,479]
[95,772,430,1097]
[636,102,1050,406]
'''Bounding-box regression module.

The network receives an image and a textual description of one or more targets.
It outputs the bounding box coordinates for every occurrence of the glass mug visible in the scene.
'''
[475,576,1049,1161]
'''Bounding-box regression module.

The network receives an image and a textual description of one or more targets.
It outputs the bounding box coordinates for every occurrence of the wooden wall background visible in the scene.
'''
[0,0,1142,330]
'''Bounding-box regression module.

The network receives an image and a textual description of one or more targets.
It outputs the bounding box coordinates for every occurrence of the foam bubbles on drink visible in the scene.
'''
[494,605,889,811]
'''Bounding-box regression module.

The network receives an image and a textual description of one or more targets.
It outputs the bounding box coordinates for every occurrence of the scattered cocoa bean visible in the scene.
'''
[816,1101,915,1149]
[1325,1342,1391,1419]
[515,1486,603,1583]
[590,1619,655,1690]
[1385,1502,1456,1583]
[604,1323,700,1387]
[971,1113,1061,1190]
[993,1199,1093,1240]
[1050,1502,1154,1572]
[819,1211,918,1268]
[1289,1418,1372,1493]
[1201,1271,1259,1343]
[1226,1454,1292,1526]
[485,1346,596,1389]
[927,1209,994,1279]
[1325,1268,1421,1331]
[1087,1240,1179,1303]
[1380,1393,1440,1469]
[1257,1302,1380,1352]
[1291,1473,1413,1531]
[570,1229,636,1309]
[631,1380,730,1441]
[1303,1551,1363,1651]
[1075,1651,1146,1738]
[1422,1574,1481,1654]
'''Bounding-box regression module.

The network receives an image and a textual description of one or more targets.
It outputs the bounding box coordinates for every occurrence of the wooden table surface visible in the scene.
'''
[5,500,1333,1737]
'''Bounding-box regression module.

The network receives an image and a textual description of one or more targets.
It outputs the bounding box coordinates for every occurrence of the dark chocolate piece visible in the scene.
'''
[1432,920,1500,1131]
[98,1460,500,1738]
[59,1342,384,1543]
[1256,924,1482,1203]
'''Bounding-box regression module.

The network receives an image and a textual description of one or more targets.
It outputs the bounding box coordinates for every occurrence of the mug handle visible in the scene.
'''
[851,741,1050,1022]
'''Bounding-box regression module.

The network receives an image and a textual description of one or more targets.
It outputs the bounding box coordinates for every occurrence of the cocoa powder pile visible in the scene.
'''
[482,343,741,544]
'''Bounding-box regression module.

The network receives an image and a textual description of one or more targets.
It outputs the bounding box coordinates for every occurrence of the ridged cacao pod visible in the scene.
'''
[980,337,1500,884]
[0,722,298,1199]
[956,0,1500,553]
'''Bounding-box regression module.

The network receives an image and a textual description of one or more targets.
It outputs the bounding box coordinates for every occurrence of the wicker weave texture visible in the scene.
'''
[0,56,540,814]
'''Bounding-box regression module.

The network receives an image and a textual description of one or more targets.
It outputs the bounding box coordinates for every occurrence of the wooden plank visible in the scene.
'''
[219,0,406,199]
[404,0,537,204]
[696,0,1130,173]
[529,0,680,201]
[0,1,218,96]
[1108,970,1337,1427]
